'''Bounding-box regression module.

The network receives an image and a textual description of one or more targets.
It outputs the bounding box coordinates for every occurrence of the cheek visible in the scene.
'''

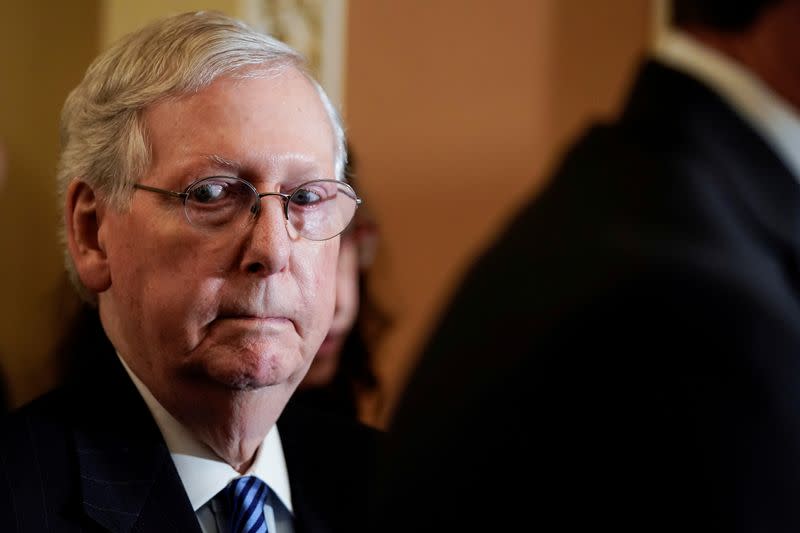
[116,239,200,301]
[106,217,229,344]
[297,243,339,332]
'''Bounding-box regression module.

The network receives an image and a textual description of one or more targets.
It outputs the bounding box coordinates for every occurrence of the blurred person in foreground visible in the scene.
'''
[0,11,378,533]
[375,1,800,531]
[290,147,385,420]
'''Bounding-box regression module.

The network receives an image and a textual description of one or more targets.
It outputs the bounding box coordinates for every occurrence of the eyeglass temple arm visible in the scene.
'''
[133,183,187,199]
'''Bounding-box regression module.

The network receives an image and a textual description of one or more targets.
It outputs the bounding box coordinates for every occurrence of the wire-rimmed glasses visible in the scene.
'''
[133,176,362,241]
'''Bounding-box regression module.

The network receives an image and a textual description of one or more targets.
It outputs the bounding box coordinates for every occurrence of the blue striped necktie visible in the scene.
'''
[226,476,271,533]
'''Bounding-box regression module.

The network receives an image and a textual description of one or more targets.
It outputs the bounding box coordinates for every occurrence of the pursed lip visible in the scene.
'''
[212,299,297,330]
[217,314,292,323]
[214,307,295,327]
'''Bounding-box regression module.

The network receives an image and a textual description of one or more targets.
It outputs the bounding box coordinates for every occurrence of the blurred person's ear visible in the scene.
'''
[65,180,111,294]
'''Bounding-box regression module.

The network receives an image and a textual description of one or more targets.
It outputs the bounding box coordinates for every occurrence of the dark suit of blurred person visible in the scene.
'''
[376,1,800,531]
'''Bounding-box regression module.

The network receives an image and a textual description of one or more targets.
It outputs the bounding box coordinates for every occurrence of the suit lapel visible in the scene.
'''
[75,431,180,533]
[68,322,201,533]
[278,405,333,533]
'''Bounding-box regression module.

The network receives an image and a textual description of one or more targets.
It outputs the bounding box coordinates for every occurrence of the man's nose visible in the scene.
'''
[240,194,291,275]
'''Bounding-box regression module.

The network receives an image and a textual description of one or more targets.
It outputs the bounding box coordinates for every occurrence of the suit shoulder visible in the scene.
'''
[0,388,78,532]
[0,387,73,440]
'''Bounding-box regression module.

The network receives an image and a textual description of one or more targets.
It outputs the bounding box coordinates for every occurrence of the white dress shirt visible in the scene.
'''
[118,354,295,533]
[653,29,800,181]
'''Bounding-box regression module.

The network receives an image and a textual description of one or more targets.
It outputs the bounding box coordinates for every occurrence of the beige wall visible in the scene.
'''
[0,1,651,416]
[0,1,100,405]
[101,0,241,46]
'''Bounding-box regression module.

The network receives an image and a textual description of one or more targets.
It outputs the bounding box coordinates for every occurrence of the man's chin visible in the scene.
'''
[194,351,296,391]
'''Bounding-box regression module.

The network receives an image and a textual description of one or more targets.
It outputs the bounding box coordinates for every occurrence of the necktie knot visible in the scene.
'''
[226,475,271,533]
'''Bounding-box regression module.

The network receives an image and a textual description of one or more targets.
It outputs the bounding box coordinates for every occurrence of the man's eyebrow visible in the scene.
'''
[204,154,242,172]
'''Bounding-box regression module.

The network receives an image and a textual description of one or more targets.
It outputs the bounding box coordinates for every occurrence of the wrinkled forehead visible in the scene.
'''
[143,64,314,120]
[140,68,336,182]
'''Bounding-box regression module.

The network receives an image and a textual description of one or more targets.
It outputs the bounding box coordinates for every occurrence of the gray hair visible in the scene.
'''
[58,10,347,302]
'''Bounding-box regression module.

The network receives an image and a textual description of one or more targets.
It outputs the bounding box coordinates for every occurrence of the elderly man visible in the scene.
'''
[0,11,376,533]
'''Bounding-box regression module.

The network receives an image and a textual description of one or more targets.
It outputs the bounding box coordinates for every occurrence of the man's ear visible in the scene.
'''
[65,180,111,293]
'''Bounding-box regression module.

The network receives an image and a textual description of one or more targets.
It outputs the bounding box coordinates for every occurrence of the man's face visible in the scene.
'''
[96,69,339,415]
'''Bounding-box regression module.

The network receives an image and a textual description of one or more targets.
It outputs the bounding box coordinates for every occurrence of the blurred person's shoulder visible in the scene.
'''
[0,385,75,439]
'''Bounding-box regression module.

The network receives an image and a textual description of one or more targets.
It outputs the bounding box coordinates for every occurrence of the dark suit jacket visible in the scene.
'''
[0,321,379,533]
[376,61,800,532]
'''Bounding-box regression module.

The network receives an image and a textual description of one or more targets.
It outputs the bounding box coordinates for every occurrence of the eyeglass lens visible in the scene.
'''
[184,177,358,241]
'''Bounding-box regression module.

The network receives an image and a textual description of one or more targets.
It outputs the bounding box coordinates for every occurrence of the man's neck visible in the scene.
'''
[119,352,287,472]
[165,384,287,473]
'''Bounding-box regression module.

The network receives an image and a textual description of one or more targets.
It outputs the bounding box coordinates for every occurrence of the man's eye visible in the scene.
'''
[292,188,322,206]
[190,182,226,203]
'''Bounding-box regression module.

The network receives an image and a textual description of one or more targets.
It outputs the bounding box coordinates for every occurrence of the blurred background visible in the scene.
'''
[0,0,661,427]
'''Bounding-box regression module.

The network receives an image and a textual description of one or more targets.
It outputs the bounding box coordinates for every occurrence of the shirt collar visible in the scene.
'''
[653,29,800,180]
[117,353,294,513]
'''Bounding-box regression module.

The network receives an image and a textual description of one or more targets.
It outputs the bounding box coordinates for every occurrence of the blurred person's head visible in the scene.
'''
[301,224,361,388]
[300,149,380,390]
[671,0,800,112]
[59,10,357,469]
[672,0,782,31]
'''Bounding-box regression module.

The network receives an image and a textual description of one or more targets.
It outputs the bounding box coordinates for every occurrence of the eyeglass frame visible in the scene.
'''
[132,176,362,241]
